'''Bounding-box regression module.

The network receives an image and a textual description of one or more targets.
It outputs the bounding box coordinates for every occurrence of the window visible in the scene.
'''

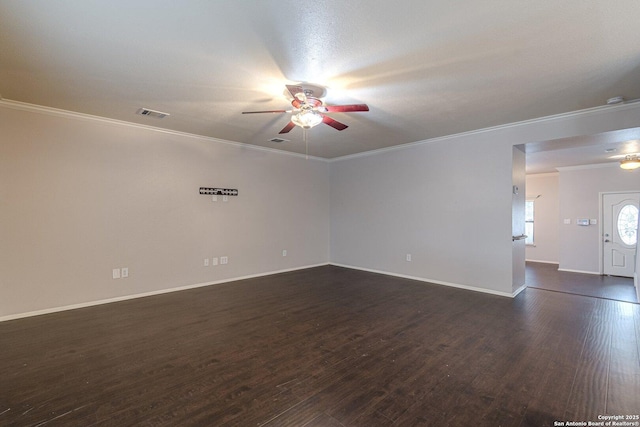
[617,204,638,246]
[525,200,534,245]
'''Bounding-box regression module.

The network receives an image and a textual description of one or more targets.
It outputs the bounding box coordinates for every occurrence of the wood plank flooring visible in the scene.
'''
[1,265,639,426]
[526,261,638,304]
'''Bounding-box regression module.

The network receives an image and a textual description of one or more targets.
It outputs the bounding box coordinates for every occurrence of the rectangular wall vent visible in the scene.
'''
[269,137,289,143]
[136,108,170,119]
[199,187,238,196]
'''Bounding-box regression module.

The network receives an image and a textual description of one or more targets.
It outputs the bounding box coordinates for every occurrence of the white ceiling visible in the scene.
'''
[1,1,639,169]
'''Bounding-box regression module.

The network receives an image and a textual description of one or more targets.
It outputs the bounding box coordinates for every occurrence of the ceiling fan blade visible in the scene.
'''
[324,104,369,113]
[242,110,289,114]
[322,115,348,131]
[286,84,310,108]
[279,121,296,134]
[285,85,304,98]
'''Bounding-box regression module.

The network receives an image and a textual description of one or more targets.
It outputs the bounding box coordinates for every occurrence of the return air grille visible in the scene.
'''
[136,108,170,119]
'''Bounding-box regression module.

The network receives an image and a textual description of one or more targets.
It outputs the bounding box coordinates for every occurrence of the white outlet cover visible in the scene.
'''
[282,250,287,257]
[223,195,228,202]
[563,219,571,224]
[220,256,228,264]
[121,267,129,278]
[406,254,412,262]
[112,268,120,279]
[212,195,218,202]
[212,257,219,266]
[204,258,210,267]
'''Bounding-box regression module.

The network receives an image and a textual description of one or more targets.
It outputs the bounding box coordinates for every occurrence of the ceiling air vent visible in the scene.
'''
[269,137,289,143]
[136,108,170,119]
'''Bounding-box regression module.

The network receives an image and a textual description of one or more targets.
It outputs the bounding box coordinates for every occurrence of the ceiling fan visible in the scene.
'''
[242,84,369,134]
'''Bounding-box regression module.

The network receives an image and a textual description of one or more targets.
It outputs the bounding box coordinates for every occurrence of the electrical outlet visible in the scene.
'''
[121,267,129,278]
[222,195,228,202]
[212,195,218,202]
[112,268,121,279]
[220,256,228,265]
[282,249,287,257]
[204,258,209,267]
[406,254,412,262]
[212,257,219,266]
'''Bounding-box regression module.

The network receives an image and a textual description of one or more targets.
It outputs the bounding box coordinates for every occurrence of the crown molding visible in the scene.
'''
[0,99,329,163]
[555,162,619,172]
[330,99,640,162]
[3,97,639,165]
[526,171,559,177]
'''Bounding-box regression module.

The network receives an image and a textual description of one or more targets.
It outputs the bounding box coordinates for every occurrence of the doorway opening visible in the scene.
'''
[520,128,640,304]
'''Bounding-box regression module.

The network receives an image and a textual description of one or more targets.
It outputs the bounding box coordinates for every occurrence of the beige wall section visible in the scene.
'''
[329,102,640,296]
[0,105,330,318]
[330,132,516,295]
[3,100,640,317]
[511,145,526,293]
[558,164,640,274]
[525,173,559,264]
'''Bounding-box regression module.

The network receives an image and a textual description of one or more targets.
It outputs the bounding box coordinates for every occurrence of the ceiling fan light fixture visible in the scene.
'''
[620,155,640,170]
[291,109,323,129]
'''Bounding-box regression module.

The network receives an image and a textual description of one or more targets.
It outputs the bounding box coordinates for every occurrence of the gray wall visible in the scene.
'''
[2,99,640,318]
[330,132,518,296]
[512,145,526,293]
[330,103,640,296]
[558,164,640,273]
[0,104,330,318]
[525,173,559,263]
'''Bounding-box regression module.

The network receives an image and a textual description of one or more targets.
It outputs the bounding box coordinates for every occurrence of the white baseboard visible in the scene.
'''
[525,259,559,265]
[557,268,600,275]
[330,263,520,298]
[512,283,528,297]
[0,263,329,323]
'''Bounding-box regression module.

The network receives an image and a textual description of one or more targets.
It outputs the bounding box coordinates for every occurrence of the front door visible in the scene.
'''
[603,192,639,277]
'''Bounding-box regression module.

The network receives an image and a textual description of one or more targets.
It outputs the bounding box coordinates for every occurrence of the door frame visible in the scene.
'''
[599,190,640,275]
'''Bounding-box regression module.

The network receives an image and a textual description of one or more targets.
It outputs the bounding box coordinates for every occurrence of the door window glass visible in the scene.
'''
[617,204,639,246]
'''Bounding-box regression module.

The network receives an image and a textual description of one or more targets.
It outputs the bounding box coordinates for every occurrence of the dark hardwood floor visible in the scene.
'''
[526,261,638,304]
[1,265,639,426]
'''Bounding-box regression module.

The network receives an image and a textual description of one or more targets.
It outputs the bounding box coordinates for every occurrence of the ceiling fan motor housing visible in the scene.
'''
[292,96,323,110]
